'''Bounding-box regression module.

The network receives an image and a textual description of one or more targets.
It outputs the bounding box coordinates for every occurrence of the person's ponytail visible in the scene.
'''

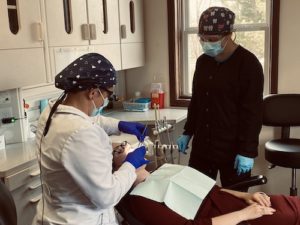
[43,92,67,136]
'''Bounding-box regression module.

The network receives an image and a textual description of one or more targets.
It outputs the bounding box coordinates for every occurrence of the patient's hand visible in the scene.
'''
[239,204,275,221]
[133,165,150,187]
[244,192,271,207]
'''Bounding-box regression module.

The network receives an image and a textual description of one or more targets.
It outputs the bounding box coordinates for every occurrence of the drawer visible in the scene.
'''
[12,177,42,225]
[4,164,40,191]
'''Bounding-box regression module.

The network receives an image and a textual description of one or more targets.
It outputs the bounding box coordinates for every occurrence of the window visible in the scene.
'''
[168,0,280,107]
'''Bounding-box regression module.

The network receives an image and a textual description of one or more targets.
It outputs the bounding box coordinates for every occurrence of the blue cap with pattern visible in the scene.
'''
[55,53,116,92]
[198,7,235,35]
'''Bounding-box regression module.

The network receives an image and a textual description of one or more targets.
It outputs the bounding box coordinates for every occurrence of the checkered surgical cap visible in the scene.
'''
[198,7,235,35]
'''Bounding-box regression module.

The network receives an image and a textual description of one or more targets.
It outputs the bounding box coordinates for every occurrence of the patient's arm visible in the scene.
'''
[212,203,275,225]
[220,189,271,207]
[133,165,150,187]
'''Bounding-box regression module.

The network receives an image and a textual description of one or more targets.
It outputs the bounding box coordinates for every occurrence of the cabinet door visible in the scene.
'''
[0,48,47,90]
[119,0,144,43]
[88,0,120,45]
[45,0,89,47]
[0,0,43,49]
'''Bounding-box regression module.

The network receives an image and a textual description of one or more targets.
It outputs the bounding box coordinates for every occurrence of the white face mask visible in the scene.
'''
[91,90,109,116]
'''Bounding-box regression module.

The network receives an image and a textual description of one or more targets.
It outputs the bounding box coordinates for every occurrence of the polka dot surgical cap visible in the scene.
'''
[198,7,235,35]
[55,53,117,92]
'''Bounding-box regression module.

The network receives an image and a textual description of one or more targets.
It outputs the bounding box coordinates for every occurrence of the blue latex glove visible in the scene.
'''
[176,135,191,153]
[118,121,148,142]
[234,154,254,175]
[125,146,149,169]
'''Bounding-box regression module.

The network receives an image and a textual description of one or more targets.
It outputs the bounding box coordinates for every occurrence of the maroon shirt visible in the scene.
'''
[124,186,300,225]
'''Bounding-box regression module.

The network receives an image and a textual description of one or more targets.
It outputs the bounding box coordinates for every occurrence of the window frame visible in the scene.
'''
[167,0,280,107]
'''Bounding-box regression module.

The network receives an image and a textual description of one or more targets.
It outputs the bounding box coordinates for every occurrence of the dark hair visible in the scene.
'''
[43,92,67,136]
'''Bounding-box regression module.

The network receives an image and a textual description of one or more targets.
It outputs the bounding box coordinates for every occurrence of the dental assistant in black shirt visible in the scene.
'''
[176,7,264,190]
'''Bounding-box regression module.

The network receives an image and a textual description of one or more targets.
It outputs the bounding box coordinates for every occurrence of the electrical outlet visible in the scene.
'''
[0,107,13,120]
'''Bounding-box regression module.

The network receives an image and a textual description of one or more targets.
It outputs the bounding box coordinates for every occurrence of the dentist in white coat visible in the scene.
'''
[32,53,149,225]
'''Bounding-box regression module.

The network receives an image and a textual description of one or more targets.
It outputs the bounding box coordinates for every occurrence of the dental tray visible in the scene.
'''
[123,99,151,112]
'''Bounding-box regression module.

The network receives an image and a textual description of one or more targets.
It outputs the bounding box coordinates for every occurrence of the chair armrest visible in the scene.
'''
[225,175,267,190]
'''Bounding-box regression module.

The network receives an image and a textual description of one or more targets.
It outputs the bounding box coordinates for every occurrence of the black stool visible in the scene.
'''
[263,94,300,196]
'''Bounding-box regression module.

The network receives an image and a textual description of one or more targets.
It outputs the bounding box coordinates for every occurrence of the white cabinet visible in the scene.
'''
[45,0,89,47]
[45,0,122,77]
[0,0,145,90]
[88,0,121,45]
[119,0,145,69]
[119,0,144,44]
[45,0,145,77]
[0,0,47,90]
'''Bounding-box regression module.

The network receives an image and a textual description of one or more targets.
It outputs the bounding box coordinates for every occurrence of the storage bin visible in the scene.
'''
[122,101,150,112]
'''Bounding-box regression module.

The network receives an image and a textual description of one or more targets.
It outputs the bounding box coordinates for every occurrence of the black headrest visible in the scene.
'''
[263,94,300,126]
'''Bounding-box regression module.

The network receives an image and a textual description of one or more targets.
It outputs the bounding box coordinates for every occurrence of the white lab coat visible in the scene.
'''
[32,104,137,225]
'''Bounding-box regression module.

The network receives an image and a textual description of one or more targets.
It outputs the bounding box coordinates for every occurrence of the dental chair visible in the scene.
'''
[116,174,267,225]
[0,180,17,225]
[263,94,300,196]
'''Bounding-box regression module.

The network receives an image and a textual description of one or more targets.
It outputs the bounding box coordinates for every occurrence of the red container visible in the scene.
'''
[151,91,164,109]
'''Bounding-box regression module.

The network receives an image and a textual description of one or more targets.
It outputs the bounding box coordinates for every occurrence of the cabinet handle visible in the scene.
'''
[102,0,108,34]
[32,23,43,41]
[120,25,127,39]
[89,24,97,40]
[29,182,41,190]
[30,194,42,204]
[30,169,40,177]
[81,24,90,40]
[129,1,136,33]
[63,0,73,34]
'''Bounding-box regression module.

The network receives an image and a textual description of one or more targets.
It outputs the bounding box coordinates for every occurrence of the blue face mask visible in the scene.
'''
[91,90,110,116]
[200,38,226,57]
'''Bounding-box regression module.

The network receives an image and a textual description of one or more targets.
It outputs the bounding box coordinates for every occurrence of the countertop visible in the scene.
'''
[0,139,37,177]
[0,134,139,178]
[0,107,187,177]
[104,107,187,124]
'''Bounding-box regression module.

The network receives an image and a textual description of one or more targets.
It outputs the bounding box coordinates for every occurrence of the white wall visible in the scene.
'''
[261,0,300,195]
[278,1,300,94]
[126,0,300,195]
[125,0,170,105]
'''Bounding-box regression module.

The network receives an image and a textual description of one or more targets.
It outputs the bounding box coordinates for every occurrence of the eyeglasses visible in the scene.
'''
[113,141,128,154]
[103,88,114,97]
[198,34,224,42]
[101,87,116,101]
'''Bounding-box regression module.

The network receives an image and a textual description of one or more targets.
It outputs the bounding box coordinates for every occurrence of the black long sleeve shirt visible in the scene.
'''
[184,45,264,163]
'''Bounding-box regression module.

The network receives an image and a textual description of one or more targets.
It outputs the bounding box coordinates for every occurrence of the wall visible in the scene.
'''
[126,0,300,195]
[125,0,170,104]
[278,1,300,94]
[259,0,300,195]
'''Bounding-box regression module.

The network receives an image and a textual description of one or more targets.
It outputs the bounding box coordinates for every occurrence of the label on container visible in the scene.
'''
[151,92,164,109]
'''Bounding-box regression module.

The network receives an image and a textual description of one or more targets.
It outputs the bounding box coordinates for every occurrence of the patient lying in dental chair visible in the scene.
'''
[113,142,300,225]
[124,185,300,225]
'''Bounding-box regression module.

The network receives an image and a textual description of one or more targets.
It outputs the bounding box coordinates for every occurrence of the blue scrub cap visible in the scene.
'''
[55,53,117,92]
[199,7,235,35]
